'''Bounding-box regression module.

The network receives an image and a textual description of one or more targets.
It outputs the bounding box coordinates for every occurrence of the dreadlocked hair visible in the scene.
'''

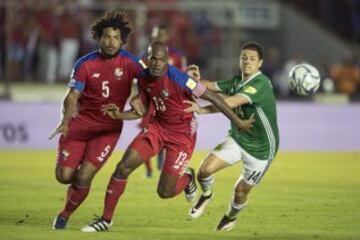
[90,10,133,44]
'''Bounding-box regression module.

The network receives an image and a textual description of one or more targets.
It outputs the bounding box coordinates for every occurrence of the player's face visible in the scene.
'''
[156,29,169,43]
[100,27,123,58]
[148,48,168,78]
[239,49,263,77]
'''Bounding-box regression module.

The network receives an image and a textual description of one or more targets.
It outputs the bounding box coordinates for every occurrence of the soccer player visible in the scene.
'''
[80,41,254,232]
[49,11,146,230]
[186,41,279,231]
[142,24,188,177]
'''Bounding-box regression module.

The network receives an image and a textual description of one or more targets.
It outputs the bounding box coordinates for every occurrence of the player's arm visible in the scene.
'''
[186,94,250,114]
[49,88,81,139]
[199,91,254,130]
[101,103,145,120]
[187,64,221,92]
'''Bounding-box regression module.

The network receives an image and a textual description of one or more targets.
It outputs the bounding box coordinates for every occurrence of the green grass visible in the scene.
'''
[0,150,359,240]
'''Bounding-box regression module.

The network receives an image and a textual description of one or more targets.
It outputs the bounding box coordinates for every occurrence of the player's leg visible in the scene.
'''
[81,132,158,232]
[56,161,98,221]
[215,148,271,231]
[190,137,241,219]
[157,137,196,201]
[144,158,153,178]
[53,136,87,230]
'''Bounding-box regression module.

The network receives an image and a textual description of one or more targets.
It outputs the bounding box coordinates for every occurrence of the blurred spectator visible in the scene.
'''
[36,1,59,84]
[57,4,81,82]
[330,57,360,96]
[262,46,282,96]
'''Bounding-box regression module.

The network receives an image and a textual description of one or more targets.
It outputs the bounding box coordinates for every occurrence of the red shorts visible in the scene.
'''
[56,118,122,169]
[130,122,196,176]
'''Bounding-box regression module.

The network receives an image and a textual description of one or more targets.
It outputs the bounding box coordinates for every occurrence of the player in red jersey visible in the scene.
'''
[49,11,146,230]
[143,24,188,177]
[80,41,254,232]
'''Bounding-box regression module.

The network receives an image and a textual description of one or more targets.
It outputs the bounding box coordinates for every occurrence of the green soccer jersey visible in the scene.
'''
[215,72,279,160]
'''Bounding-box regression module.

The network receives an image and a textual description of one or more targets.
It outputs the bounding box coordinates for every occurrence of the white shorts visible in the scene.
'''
[211,136,273,185]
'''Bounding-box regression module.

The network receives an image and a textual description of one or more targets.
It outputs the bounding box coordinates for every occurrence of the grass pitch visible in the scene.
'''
[0,150,359,240]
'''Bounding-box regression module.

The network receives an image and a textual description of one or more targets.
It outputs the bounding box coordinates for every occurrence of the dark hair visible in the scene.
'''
[241,41,264,60]
[90,10,132,44]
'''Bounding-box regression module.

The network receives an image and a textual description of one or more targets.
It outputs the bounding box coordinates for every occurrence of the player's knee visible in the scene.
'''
[198,166,213,179]
[113,164,132,179]
[55,172,73,184]
[157,188,175,199]
[75,172,94,187]
[234,182,251,199]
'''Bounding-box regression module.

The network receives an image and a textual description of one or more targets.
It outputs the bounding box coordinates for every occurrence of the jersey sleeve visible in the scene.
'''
[168,65,207,98]
[214,78,235,95]
[68,59,87,92]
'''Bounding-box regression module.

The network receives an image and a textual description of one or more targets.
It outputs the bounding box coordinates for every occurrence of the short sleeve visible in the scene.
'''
[168,65,207,98]
[68,60,87,91]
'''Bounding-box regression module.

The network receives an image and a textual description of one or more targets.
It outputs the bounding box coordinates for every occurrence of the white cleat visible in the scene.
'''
[81,218,113,232]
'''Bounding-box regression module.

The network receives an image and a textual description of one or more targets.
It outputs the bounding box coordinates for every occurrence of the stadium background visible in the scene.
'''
[0,0,359,239]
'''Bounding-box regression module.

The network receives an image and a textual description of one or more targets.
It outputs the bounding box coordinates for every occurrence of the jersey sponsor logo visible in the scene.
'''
[114,68,123,80]
[185,78,197,90]
[244,86,257,94]
[92,73,101,78]
[161,88,169,98]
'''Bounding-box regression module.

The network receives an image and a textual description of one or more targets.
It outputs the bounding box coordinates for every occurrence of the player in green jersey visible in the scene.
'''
[185,41,279,231]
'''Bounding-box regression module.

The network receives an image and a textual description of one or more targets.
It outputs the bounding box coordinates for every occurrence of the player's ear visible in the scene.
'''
[258,59,263,68]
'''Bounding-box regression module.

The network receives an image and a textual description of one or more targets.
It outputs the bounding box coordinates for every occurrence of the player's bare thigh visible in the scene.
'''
[198,153,231,178]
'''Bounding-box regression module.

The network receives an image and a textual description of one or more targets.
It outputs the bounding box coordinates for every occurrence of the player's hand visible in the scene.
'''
[241,113,255,132]
[101,103,121,119]
[49,121,69,140]
[187,64,201,81]
[130,95,145,116]
[183,100,200,113]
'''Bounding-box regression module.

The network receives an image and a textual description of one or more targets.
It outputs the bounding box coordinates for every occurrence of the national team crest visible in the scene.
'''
[161,88,169,98]
[114,68,123,80]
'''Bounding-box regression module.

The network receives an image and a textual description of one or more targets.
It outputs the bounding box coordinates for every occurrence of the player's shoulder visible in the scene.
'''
[119,49,147,69]
[253,72,272,87]
[118,49,141,62]
[168,65,186,77]
[73,50,100,71]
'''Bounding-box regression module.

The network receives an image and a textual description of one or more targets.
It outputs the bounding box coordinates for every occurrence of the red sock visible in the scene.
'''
[59,185,90,219]
[175,174,191,195]
[102,177,128,221]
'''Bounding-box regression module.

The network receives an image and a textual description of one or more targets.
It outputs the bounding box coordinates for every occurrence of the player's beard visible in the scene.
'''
[101,46,121,59]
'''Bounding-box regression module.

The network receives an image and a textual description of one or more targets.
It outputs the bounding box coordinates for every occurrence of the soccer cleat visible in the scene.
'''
[215,214,236,231]
[52,215,68,230]
[80,217,113,232]
[184,167,197,202]
[189,191,213,218]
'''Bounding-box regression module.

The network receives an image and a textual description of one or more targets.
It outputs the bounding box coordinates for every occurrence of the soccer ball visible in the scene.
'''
[288,63,321,96]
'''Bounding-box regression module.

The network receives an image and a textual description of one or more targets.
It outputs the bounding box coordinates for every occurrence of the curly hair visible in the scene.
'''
[90,10,133,44]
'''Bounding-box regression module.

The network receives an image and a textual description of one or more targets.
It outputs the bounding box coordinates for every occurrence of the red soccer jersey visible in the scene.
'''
[138,65,207,134]
[69,49,146,126]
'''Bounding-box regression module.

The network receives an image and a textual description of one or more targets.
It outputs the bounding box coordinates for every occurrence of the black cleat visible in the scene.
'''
[189,191,213,218]
[215,214,236,231]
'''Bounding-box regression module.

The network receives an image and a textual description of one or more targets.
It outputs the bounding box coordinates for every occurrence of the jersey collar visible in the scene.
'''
[238,71,262,89]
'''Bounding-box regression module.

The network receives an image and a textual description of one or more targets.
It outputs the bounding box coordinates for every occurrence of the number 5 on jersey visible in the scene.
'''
[102,81,109,98]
